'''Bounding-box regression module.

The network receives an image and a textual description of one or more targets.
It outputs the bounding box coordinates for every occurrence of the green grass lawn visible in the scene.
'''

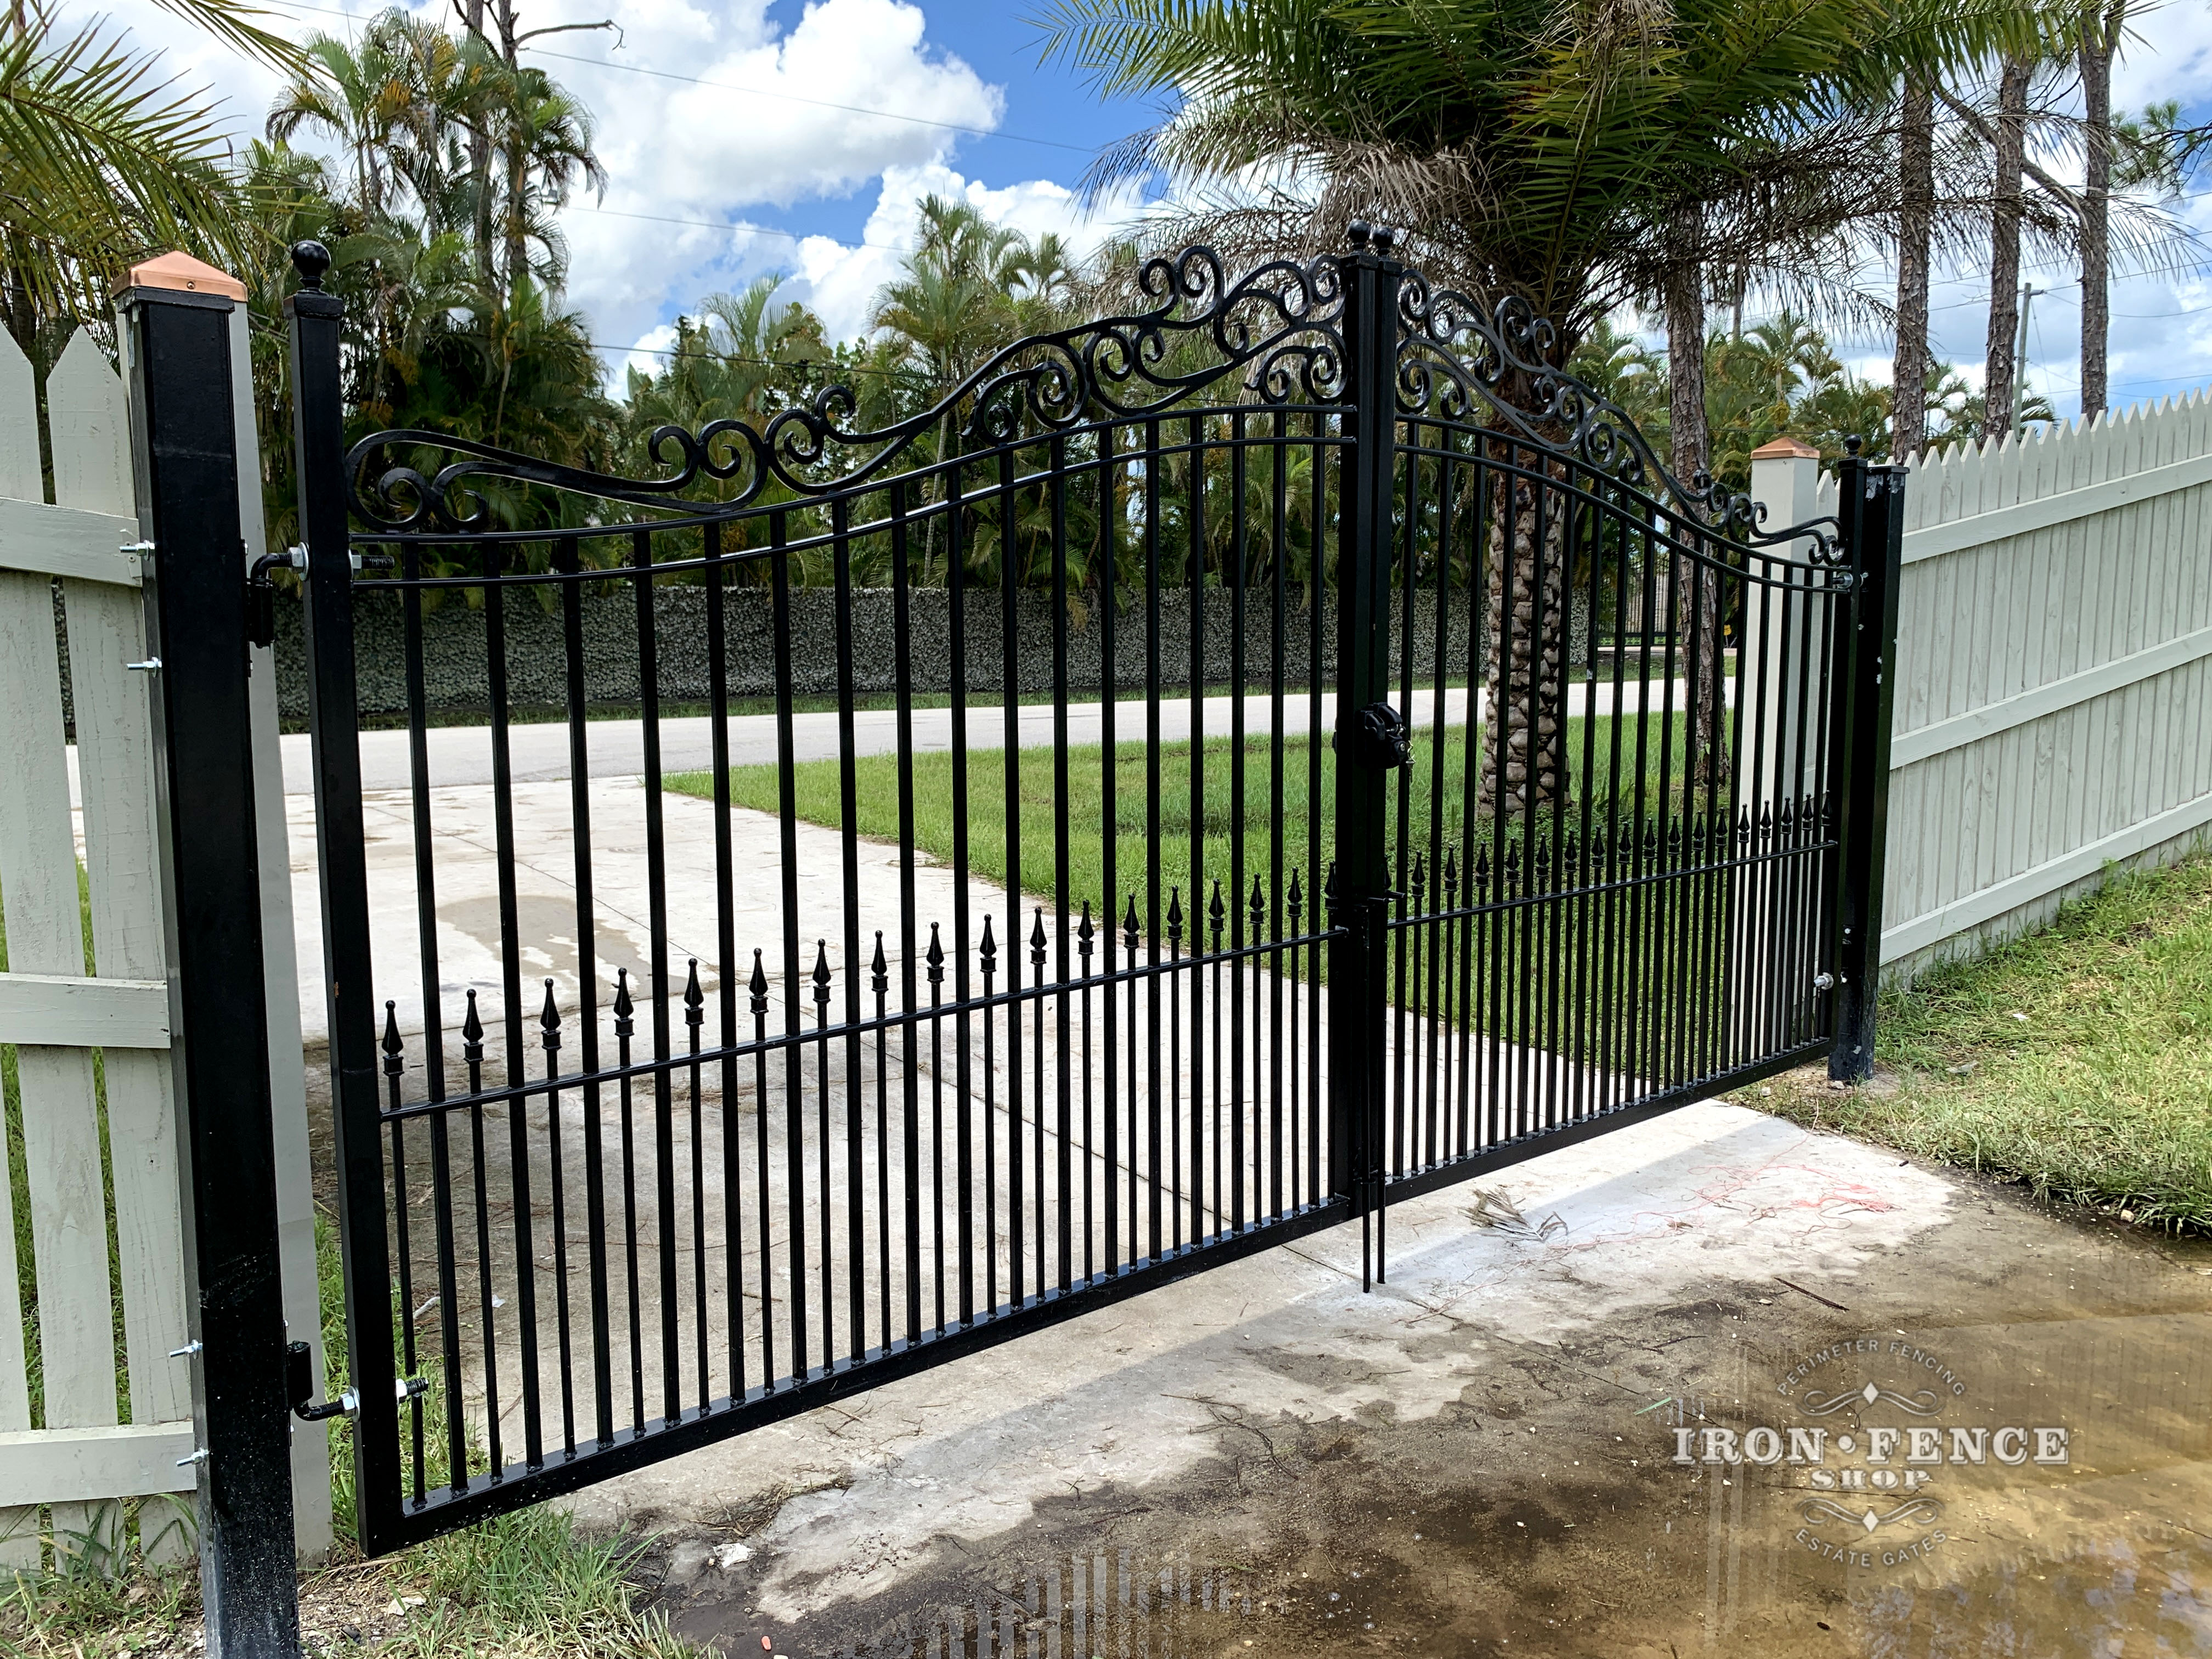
[1752,850,2212,1232]
[668,713,1756,1076]
[666,713,1712,929]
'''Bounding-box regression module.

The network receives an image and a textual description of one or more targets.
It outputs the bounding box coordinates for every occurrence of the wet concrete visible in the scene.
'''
[623,1139,2212,1658]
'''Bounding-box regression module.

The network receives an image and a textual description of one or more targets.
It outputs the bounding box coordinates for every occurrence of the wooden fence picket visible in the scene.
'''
[0,325,199,1572]
[0,323,38,1572]
[53,329,195,1562]
[0,324,123,1565]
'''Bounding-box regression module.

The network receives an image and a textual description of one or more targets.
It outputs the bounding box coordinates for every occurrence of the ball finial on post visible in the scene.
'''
[1372,225,1398,256]
[1346,220,1373,251]
[291,240,331,291]
[1843,433,1864,458]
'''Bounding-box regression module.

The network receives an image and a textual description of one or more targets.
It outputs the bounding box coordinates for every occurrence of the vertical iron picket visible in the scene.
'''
[273,228,1888,1556]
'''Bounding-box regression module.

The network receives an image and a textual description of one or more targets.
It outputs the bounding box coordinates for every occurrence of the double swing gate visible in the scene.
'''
[278,227,1900,1552]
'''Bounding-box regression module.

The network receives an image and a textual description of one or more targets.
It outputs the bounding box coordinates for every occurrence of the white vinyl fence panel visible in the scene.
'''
[0,317,329,1572]
[1847,392,2212,977]
[0,325,193,1569]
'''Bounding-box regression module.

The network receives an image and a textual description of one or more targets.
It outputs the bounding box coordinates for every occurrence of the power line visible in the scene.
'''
[568,201,917,255]
[528,47,1089,154]
[431,324,913,377]
[256,0,1086,152]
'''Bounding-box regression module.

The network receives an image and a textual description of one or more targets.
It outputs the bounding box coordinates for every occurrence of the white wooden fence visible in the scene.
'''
[0,311,330,1572]
[1790,391,2212,979]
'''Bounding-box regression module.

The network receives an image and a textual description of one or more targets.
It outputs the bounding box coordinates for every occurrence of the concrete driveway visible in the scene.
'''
[264,703,2206,1659]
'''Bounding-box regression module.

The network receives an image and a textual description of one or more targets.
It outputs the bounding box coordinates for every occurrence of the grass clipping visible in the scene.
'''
[1758,851,2212,1231]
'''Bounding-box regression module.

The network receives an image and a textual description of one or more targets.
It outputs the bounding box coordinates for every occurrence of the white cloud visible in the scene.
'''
[782,162,1148,341]
[533,0,1012,345]
[94,0,1090,351]
[623,321,680,386]
[2114,4,2212,111]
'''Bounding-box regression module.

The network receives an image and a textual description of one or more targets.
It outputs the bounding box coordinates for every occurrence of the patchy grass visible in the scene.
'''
[0,1210,699,1658]
[1752,851,2212,1232]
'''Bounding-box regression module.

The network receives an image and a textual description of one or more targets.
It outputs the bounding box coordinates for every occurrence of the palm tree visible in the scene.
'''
[1891,72,1939,460]
[871,197,1061,580]
[485,63,606,297]
[1034,0,2044,811]
[2,0,301,359]
[624,273,830,514]
[1979,53,2034,442]
[265,11,458,221]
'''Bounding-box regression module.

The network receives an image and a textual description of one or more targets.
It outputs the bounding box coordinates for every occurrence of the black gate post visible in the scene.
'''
[121,269,302,1654]
[285,241,402,1544]
[1328,223,1403,1285]
[1828,441,1906,1082]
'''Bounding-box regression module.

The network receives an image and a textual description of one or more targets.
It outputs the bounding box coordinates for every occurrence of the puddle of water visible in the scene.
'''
[782,1484,2212,1658]
[640,1193,2212,1658]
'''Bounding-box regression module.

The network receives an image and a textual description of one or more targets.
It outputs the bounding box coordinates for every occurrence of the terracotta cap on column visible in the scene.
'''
[118,250,247,301]
[1748,435,1820,460]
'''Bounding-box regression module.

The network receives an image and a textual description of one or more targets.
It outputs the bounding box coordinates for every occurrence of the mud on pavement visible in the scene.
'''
[537,1097,2212,1659]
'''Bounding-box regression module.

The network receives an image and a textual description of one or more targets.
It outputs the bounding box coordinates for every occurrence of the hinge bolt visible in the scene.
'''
[125,658,162,673]
[168,1340,201,1359]
[175,1447,207,1469]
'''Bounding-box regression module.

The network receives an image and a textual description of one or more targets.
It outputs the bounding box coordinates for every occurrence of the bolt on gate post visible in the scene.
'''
[121,272,303,1650]
[1328,223,1403,1285]
[1827,443,1907,1083]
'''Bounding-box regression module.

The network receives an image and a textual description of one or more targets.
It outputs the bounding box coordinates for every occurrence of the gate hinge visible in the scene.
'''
[288,1340,426,1421]
[246,547,303,650]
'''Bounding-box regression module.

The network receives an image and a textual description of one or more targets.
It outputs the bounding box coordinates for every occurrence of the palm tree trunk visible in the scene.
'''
[464,0,496,293]
[1664,205,1725,785]
[505,144,528,296]
[2078,4,2123,418]
[1664,205,1709,489]
[1893,75,1935,460]
[494,0,523,302]
[1477,452,1571,820]
[1982,57,2032,445]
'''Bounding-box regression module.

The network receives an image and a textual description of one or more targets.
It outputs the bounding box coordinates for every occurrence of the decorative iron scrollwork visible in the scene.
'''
[1393,275,1844,566]
[345,244,1347,534]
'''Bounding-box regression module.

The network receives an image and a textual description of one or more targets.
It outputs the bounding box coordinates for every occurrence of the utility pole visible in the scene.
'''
[2012,281,2038,437]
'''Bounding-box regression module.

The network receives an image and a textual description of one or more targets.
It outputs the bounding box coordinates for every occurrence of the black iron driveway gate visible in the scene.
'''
[281,228,1900,1554]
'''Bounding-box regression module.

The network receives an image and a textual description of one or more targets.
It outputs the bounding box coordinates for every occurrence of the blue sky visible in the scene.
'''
[108,0,2212,420]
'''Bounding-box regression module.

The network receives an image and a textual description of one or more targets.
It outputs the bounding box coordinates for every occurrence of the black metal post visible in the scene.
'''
[286,241,402,1544]
[122,274,301,1655]
[1828,443,1906,1082]
[1328,224,1403,1284]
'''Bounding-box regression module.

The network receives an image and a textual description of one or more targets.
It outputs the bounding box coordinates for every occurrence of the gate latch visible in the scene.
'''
[1340,702,1414,771]
[287,1339,427,1421]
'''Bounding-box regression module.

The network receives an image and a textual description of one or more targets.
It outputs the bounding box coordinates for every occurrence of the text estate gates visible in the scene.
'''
[265,228,1902,1553]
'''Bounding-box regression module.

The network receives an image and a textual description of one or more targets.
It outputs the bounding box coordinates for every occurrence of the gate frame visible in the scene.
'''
[1828,442,1907,1082]
[274,227,1901,1559]
[1327,222,1404,1287]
